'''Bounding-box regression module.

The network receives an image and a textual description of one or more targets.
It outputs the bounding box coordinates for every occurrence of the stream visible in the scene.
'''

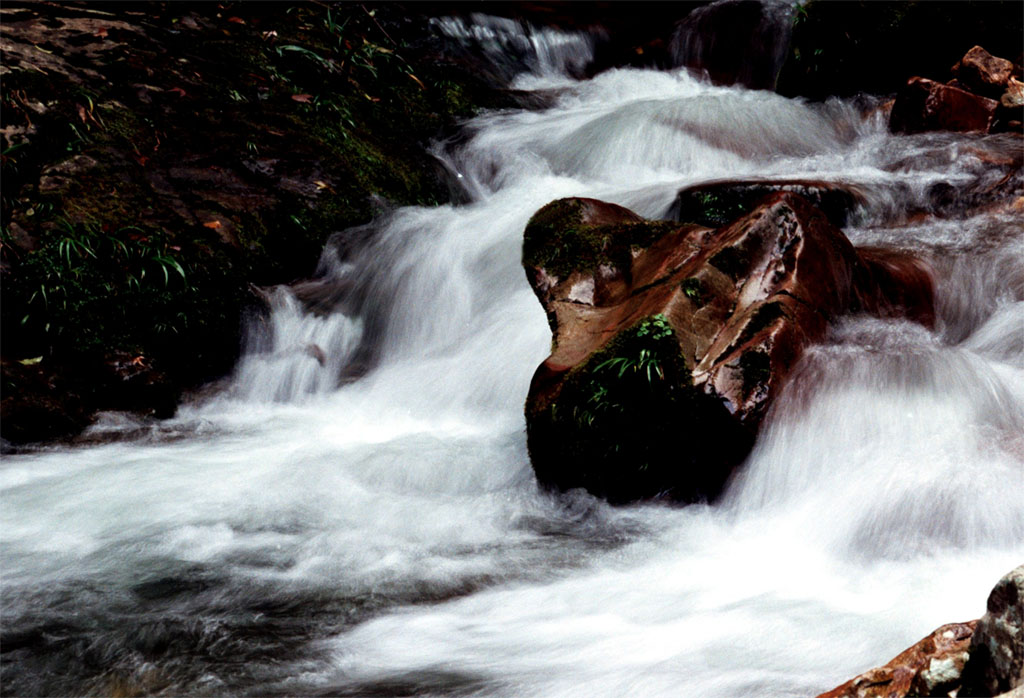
[2,12,1023,698]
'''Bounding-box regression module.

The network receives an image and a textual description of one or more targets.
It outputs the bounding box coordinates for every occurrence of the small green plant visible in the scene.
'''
[593,315,674,383]
[19,219,193,344]
[572,314,677,426]
[680,278,705,305]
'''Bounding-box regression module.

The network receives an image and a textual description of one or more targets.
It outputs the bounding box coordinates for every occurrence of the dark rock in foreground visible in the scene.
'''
[522,193,934,503]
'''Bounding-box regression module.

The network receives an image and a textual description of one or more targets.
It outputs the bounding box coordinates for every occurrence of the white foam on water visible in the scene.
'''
[2,11,1022,697]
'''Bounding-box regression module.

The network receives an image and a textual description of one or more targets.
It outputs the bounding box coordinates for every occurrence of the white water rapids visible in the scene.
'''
[3,16,1023,698]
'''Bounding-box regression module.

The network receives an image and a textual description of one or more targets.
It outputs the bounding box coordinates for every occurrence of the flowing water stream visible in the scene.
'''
[2,13,1023,698]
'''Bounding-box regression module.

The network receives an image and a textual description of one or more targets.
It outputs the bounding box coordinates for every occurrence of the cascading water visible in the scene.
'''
[2,11,1022,698]
[670,0,797,90]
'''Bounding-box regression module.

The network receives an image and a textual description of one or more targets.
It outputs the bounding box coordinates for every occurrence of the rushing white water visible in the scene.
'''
[2,14,1023,698]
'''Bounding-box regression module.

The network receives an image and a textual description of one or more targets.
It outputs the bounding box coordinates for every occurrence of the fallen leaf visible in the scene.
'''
[95,27,108,38]
[291,93,314,103]
[227,16,245,24]
[314,180,328,190]
[18,356,43,366]
[203,220,222,229]
[167,87,187,97]
[77,104,88,123]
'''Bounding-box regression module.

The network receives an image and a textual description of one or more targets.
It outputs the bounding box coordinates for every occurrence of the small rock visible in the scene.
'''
[890,76,999,134]
[953,45,1015,97]
[961,564,1024,696]
[1001,78,1024,109]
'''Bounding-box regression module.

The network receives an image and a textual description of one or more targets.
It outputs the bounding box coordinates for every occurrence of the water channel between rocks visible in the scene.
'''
[2,14,1023,698]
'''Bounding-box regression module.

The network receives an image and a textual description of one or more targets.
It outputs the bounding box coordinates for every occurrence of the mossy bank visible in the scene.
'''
[0,2,511,445]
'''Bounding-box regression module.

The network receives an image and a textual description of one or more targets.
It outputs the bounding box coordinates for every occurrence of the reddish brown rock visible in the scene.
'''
[856,248,936,328]
[953,45,1015,97]
[817,622,977,698]
[523,193,935,503]
[890,77,999,134]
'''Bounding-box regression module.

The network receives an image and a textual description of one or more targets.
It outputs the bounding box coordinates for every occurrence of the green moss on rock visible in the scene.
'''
[523,198,678,279]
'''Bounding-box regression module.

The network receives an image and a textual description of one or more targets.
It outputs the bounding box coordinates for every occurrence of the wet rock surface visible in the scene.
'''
[890,77,999,134]
[522,193,934,503]
[953,46,1016,98]
[962,565,1024,697]
[822,565,1024,698]
[890,45,1023,135]
[817,622,977,698]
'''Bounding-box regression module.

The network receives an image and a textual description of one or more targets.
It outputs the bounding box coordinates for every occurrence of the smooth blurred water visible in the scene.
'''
[2,14,1022,698]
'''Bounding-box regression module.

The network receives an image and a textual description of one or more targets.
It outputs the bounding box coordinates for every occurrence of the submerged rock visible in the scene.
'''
[522,193,934,503]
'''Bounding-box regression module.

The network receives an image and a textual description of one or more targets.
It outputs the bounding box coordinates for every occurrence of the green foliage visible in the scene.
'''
[16,219,196,349]
[679,277,706,305]
[523,199,678,279]
[572,314,680,429]
[695,191,749,228]
[527,311,750,502]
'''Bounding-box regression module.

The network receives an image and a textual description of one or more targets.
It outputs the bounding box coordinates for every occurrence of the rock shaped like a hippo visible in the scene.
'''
[523,193,933,503]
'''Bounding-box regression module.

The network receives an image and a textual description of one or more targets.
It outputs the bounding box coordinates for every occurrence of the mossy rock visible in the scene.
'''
[527,314,753,503]
[523,197,677,280]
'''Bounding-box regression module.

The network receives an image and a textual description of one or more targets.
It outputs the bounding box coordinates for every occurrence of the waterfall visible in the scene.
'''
[2,8,1022,698]
[670,0,797,90]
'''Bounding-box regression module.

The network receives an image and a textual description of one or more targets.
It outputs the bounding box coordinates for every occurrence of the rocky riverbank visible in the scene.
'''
[0,2,511,446]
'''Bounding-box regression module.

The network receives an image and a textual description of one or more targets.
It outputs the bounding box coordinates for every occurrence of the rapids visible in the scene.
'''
[2,12,1022,698]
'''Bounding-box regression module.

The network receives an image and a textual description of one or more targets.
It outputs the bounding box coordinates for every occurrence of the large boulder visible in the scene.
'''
[817,622,977,698]
[522,193,934,503]
[962,565,1024,696]
[890,77,999,134]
